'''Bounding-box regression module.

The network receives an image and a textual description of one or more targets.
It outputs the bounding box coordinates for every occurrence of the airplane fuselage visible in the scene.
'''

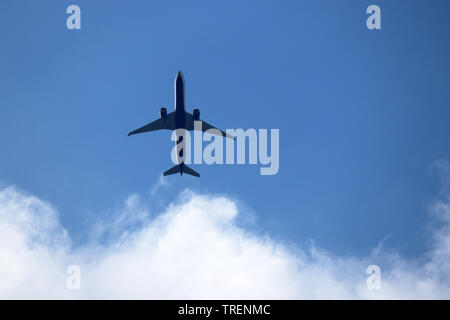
[174,71,186,165]
[174,71,186,129]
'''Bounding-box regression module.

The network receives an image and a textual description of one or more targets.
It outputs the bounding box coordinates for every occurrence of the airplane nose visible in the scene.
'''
[176,71,184,85]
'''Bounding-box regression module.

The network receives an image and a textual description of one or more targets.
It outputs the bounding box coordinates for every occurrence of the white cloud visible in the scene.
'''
[0,180,450,299]
[150,175,170,196]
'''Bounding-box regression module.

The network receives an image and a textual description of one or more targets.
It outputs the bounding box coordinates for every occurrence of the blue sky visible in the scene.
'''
[1,0,450,263]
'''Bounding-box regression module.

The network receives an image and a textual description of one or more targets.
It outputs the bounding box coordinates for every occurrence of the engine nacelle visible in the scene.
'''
[160,107,167,118]
[193,108,200,121]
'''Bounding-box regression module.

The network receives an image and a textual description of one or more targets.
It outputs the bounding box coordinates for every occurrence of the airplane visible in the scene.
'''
[128,71,234,177]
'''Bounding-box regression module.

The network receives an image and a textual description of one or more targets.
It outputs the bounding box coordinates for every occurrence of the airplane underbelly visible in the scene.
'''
[175,130,186,164]
[175,112,186,129]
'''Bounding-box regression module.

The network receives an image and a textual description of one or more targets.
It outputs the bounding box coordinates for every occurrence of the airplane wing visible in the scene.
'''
[185,112,234,139]
[128,112,176,136]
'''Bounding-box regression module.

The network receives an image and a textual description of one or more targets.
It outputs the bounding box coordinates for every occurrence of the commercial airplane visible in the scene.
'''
[128,71,233,177]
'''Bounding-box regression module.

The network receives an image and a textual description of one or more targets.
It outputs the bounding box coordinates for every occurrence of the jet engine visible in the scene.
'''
[160,107,167,118]
[193,108,200,121]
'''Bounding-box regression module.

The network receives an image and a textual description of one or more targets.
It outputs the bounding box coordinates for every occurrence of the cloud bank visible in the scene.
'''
[1,181,450,299]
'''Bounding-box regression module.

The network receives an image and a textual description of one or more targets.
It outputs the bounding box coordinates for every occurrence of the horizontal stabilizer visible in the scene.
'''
[163,163,200,177]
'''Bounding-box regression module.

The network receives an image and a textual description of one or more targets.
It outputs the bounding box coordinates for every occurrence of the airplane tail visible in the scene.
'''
[163,163,200,177]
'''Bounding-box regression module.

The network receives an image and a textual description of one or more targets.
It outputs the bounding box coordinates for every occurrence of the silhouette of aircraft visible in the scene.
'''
[128,71,233,177]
